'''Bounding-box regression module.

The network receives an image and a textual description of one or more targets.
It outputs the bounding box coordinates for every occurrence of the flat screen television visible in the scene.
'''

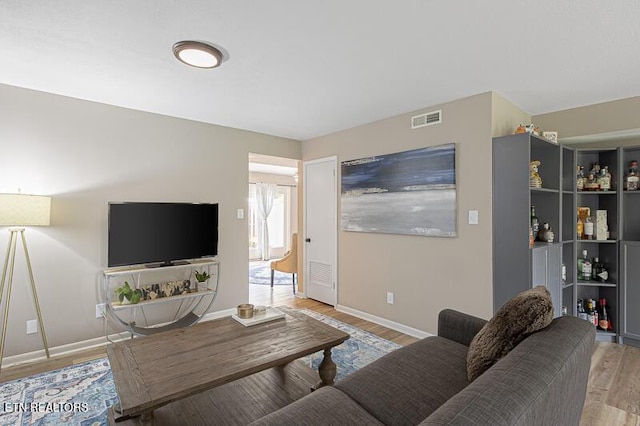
[108,202,218,267]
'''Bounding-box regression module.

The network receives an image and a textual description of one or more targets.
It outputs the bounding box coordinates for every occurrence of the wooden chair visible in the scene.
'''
[270,233,297,294]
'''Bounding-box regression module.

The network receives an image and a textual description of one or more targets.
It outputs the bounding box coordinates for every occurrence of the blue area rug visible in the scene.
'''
[0,357,117,426]
[299,310,401,381]
[249,260,294,285]
[0,310,401,425]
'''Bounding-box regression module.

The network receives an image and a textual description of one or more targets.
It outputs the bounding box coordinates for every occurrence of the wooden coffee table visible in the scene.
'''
[107,306,349,424]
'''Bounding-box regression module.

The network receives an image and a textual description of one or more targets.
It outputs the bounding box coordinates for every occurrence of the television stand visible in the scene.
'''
[102,258,219,337]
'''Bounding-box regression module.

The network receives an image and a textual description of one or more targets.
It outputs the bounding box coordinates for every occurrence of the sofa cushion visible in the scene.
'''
[467,285,554,381]
[247,386,384,426]
[335,336,470,425]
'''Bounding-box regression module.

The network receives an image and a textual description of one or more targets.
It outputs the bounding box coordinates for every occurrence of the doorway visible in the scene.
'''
[248,153,300,305]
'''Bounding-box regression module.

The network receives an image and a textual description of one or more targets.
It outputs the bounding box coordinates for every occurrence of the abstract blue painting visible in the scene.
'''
[341,143,456,237]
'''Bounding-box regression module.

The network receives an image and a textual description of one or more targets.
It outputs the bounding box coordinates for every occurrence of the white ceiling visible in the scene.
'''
[2,1,639,141]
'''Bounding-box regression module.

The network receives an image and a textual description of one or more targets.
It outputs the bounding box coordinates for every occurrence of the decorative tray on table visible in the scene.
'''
[232,307,285,327]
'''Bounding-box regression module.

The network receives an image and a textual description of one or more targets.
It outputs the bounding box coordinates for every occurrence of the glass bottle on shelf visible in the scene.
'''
[577,207,589,239]
[529,227,534,248]
[584,172,599,191]
[599,166,612,191]
[583,215,594,240]
[597,261,608,283]
[577,249,591,281]
[625,160,639,191]
[599,298,609,331]
[577,251,584,280]
[596,170,604,190]
[577,299,588,321]
[586,299,595,325]
[530,205,540,240]
[591,257,605,282]
[576,215,584,239]
[576,166,585,191]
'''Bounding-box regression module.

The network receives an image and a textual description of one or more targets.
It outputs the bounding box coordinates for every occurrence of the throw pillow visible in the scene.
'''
[467,285,554,381]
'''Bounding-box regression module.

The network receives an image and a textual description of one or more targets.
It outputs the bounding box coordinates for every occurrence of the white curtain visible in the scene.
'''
[256,183,276,260]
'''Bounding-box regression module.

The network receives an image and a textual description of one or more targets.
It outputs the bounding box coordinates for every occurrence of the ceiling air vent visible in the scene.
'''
[411,110,442,129]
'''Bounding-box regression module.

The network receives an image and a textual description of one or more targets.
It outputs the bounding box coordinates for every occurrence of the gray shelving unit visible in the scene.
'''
[562,146,576,316]
[492,133,565,318]
[494,137,640,345]
[574,148,620,342]
[619,145,640,347]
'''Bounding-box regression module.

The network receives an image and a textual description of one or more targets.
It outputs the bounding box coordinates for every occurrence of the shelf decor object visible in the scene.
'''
[193,270,211,292]
[0,193,52,370]
[530,160,542,188]
[232,307,285,327]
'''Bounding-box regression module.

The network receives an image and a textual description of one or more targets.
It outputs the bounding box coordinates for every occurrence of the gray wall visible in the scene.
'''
[302,93,497,333]
[491,92,532,138]
[534,96,640,140]
[0,84,300,357]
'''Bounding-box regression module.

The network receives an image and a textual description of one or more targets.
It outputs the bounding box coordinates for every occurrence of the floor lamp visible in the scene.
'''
[0,193,52,371]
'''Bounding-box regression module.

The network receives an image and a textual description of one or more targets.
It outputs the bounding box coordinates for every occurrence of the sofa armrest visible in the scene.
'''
[437,309,487,347]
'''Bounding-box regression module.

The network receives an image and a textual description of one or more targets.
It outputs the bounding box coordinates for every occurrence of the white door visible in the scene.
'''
[304,156,337,306]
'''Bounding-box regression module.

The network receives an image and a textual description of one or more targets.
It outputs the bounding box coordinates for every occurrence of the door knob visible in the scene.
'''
[305,238,311,243]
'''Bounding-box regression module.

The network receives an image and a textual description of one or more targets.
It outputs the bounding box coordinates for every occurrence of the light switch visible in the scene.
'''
[468,210,479,225]
[237,209,244,219]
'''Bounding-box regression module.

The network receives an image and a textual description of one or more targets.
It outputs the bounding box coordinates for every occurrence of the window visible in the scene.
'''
[248,184,291,259]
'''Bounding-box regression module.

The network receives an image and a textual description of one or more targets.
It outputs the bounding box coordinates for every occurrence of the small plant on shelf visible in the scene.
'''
[194,270,211,282]
[193,270,211,291]
[115,281,143,304]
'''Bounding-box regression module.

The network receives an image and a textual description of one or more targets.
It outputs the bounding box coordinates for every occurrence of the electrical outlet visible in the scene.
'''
[27,320,37,334]
[386,292,394,305]
[96,303,106,319]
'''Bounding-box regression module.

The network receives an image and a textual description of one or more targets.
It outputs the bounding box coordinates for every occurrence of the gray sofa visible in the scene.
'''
[250,309,596,426]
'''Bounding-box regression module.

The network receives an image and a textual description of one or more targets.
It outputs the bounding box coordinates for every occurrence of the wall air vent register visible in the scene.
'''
[411,110,442,129]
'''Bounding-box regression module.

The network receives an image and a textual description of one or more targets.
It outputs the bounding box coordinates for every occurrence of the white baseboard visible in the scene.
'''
[200,308,236,322]
[1,331,130,369]
[3,308,237,369]
[336,304,433,339]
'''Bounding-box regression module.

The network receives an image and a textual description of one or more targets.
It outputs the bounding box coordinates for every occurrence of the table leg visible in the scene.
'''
[140,411,155,426]
[110,403,155,425]
[315,348,337,388]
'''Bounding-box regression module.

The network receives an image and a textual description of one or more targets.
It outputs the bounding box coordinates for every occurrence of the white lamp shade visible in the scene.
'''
[0,194,51,226]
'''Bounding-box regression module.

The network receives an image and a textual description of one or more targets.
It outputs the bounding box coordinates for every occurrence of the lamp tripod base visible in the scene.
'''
[0,228,50,371]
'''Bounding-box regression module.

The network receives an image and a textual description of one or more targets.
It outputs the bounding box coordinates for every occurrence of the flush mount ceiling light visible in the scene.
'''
[172,41,223,69]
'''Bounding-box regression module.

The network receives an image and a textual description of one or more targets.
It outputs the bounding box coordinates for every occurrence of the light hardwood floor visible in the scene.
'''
[1,283,638,426]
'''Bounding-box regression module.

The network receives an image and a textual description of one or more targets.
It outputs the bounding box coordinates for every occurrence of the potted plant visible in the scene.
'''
[193,270,211,292]
[115,281,143,304]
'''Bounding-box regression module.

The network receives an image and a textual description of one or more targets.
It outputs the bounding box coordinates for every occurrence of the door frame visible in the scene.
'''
[302,156,338,305]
